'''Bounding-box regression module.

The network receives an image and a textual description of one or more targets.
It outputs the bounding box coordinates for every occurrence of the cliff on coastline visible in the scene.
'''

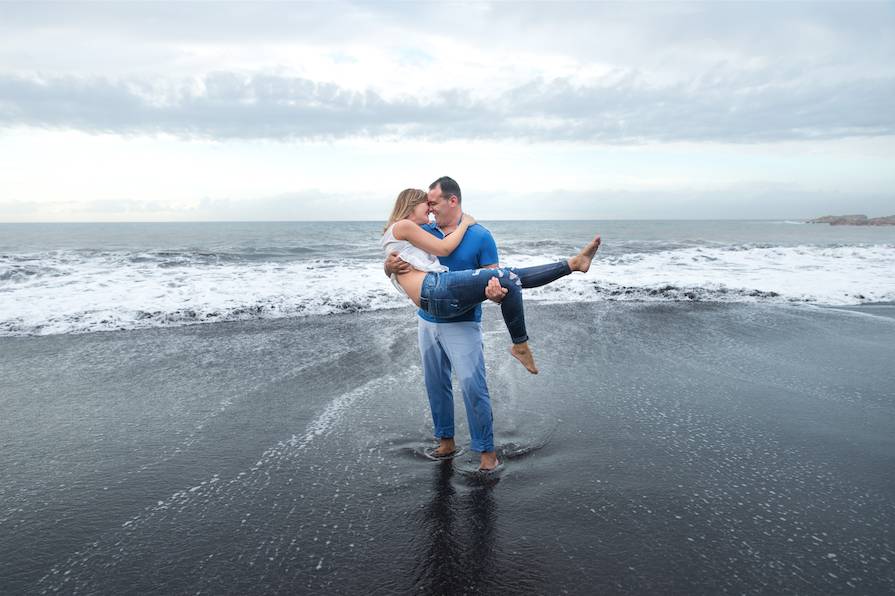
[807,214,895,226]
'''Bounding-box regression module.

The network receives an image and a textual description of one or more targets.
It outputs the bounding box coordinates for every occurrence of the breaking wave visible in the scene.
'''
[2,243,893,336]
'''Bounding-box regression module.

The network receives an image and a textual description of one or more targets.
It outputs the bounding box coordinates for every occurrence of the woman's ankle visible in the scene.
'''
[510,342,539,374]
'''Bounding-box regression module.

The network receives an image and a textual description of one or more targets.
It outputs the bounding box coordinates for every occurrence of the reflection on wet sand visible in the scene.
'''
[411,462,502,594]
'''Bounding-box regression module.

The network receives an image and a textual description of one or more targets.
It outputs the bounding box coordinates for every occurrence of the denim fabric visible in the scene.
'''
[505,261,572,289]
[418,319,494,453]
[419,261,571,344]
[416,223,499,324]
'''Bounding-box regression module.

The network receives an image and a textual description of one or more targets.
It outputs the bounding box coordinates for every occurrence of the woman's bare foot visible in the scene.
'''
[568,235,602,272]
[511,342,539,374]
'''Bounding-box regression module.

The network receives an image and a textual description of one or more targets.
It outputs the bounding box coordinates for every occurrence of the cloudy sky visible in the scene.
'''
[0,1,893,222]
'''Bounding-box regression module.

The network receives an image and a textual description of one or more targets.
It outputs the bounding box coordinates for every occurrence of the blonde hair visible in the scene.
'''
[384,188,427,232]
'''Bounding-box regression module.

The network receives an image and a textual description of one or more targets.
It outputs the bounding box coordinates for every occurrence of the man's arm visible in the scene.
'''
[384,252,412,277]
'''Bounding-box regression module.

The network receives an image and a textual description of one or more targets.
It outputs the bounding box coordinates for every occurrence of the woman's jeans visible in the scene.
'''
[418,261,572,344]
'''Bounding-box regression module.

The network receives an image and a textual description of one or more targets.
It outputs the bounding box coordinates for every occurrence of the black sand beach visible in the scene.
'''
[2,302,894,594]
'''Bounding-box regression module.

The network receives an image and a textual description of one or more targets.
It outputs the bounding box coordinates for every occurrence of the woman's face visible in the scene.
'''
[408,201,430,225]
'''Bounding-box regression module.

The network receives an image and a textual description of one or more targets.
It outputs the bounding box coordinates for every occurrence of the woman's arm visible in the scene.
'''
[393,214,476,256]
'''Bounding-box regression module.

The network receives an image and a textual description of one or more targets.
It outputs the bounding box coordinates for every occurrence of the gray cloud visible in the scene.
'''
[3,3,892,63]
[1,2,892,144]
[2,2,892,85]
[1,70,892,143]
[0,1,369,43]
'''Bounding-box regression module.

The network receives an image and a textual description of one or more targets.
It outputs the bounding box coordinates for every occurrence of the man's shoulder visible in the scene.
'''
[466,223,494,243]
[450,223,497,268]
[423,222,493,244]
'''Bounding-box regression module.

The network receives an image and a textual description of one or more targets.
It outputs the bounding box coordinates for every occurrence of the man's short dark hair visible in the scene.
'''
[429,176,461,203]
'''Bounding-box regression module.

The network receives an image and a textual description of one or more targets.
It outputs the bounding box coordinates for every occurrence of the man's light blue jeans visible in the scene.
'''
[419,261,572,344]
[418,318,493,453]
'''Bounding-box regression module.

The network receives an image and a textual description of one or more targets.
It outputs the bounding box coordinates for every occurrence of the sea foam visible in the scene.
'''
[2,243,894,336]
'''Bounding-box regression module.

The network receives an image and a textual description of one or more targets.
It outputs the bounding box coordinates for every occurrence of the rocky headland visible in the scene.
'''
[807,214,895,226]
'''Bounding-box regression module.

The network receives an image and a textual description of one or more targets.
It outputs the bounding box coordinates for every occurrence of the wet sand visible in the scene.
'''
[1,302,893,594]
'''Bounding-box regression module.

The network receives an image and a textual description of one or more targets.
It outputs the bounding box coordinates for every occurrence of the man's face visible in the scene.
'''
[427,184,457,227]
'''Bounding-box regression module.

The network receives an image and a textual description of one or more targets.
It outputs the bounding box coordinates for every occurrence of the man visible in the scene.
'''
[385,176,506,472]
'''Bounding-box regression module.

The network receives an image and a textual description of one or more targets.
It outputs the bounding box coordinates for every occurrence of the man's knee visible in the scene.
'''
[455,355,487,391]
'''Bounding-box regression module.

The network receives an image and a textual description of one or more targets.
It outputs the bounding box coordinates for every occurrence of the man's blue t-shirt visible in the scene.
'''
[417,222,499,323]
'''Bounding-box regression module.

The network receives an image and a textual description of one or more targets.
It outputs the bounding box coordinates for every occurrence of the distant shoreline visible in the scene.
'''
[807,214,895,226]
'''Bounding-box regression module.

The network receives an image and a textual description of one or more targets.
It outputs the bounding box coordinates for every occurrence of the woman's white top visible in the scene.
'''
[380,223,448,296]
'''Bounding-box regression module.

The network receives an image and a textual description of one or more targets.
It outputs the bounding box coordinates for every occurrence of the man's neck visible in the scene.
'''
[436,211,462,235]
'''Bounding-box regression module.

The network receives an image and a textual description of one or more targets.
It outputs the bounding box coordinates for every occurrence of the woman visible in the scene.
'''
[381,188,600,374]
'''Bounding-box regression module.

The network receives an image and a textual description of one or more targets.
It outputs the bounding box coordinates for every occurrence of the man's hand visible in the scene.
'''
[384,252,412,277]
[485,276,507,303]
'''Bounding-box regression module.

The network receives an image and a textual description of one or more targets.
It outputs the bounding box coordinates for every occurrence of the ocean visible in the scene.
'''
[1,220,894,594]
[2,220,894,336]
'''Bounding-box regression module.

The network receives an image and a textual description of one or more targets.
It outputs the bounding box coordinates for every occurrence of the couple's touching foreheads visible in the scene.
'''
[382,176,601,472]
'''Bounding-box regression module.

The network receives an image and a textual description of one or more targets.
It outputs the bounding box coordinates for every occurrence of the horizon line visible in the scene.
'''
[0,217,831,225]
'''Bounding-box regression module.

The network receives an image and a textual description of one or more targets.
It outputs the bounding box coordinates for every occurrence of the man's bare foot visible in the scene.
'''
[568,235,602,272]
[479,451,499,471]
[511,343,539,374]
[433,437,456,457]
